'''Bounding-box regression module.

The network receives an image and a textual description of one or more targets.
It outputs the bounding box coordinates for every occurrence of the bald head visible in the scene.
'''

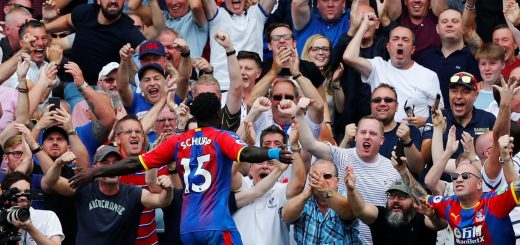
[475,131,493,161]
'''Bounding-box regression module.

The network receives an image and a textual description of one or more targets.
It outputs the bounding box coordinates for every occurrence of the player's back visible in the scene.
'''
[174,127,246,234]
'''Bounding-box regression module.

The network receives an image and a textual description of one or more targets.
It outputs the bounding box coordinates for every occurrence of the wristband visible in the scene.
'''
[168,169,178,175]
[31,144,42,154]
[77,81,88,93]
[16,86,28,93]
[403,140,414,147]
[267,148,282,160]
[226,50,236,56]
[292,73,302,80]
[290,145,301,153]
[181,50,190,57]
[67,129,77,135]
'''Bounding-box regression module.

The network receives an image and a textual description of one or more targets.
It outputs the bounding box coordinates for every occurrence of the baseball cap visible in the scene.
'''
[138,40,165,60]
[42,126,68,143]
[137,63,166,80]
[98,62,119,80]
[93,145,122,163]
[449,72,478,91]
[386,179,412,195]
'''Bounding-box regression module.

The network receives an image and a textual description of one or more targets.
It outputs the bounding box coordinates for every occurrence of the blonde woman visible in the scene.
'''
[301,34,344,144]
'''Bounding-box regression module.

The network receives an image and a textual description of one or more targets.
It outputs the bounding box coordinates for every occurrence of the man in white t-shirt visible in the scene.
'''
[201,0,278,90]
[295,95,400,245]
[344,14,443,128]
[1,172,64,245]
[233,125,306,245]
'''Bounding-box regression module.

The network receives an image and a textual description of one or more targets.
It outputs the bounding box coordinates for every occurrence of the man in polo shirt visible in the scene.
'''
[418,8,480,107]
[421,71,496,164]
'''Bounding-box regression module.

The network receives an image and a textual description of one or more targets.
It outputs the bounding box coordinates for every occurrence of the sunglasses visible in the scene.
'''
[322,173,334,179]
[272,94,295,101]
[450,172,481,181]
[51,33,68,38]
[450,74,474,84]
[99,77,116,83]
[387,192,408,200]
[271,34,292,41]
[5,151,23,158]
[371,97,396,103]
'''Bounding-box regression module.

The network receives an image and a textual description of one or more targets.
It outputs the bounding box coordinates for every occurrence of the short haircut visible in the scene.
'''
[389,26,416,44]
[265,22,292,43]
[268,79,300,98]
[493,24,510,33]
[158,27,180,39]
[311,159,339,176]
[475,43,505,62]
[3,135,22,152]
[114,115,142,135]
[259,125,288,146]
[1,171,31,191]
[372,83,398,101]
[301,34,331,62]
[358,115,384,135]
[193,74,221,94]
[19,19,45,39]
[237,51,262,68]
[5,6,31,25]
[189,92,221,122]
[437,8,462,23]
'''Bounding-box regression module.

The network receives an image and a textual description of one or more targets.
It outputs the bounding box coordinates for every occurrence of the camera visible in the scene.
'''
[0,187,42,244]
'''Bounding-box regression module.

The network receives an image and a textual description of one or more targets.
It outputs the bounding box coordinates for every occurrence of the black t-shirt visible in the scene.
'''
[162,189,184,245]
[75,181,144,245]
[260,59,324,88]
[70,4,145,85]
[369,206,436,245]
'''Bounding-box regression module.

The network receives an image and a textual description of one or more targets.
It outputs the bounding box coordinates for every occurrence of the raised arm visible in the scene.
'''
[201,0,218,21]
[117,44,136,109]
[431,0,448,16]
[28,63,58,114]
[498,135,519,182]
[44,14,73,34]
[53,108,90,169]
[294,99,331,159]
[391,154,428,201]
[215,32,242,115]
[289,47,324,124]
[190,0,207,27]
[236,97,271,141]
[343,12,375,78]
[312,168,353,220]
[396,123,424,175]
[236,160,289,208]
[64,61,116,144]
[141,95,166,134]
[291,0,311,30]
[462,0,483,55]
[41,152,76,197]
[345,166,379,224]
[504,0,520,26]
[15,54,30,124]
[141,175,174,208]
[486,78,519,179]
[339,123,357,149]
[286,121,307,198]
[249,47,285,103]
[172,38,192,101]
[281,184,313,223]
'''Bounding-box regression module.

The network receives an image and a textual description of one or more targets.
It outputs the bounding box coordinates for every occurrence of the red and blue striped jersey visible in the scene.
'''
[139,127,246,234]
[427,183,520,244]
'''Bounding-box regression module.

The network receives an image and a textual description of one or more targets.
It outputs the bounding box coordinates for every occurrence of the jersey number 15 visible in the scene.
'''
[180,154,212,194]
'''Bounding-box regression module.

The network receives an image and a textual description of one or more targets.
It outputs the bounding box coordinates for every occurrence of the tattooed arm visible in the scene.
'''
[462,0,483,55]
[392,153,428,201]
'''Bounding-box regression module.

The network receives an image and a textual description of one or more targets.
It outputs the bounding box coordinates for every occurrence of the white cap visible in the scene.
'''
[98,62,119,80]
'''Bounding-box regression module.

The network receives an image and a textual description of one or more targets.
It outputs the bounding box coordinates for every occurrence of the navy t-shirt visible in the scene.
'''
[70,4,145,85]
[380,123,422,159]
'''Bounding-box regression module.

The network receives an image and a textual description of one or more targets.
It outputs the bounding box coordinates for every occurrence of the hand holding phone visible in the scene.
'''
[49,97,60,111]
[432,93,440,116]
[395,138,405,165]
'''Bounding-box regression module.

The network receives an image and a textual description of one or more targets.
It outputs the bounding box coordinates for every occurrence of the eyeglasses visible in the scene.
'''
[157,118,177,124]
[51,33,68,38]
[99,77,116,83]
[309,46,330,53]
[371,97,396,103]
[272,94,295,101]
[450,172,481,181]
[387,192,408,200]
[7,3,33,13]
[322,173,334,179]
[117,130,144,136]
[271,34,292,41]
[5,151,23,158]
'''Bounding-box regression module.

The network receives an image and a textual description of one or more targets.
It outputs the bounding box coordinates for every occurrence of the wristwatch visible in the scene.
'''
[324,189,333,199]
[31,144,43,154]
[403,140,414,147]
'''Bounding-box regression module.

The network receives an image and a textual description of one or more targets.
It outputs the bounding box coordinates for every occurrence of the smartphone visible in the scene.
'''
[432,93,441,114]
[49,97,60,111]
[395,138,405,165]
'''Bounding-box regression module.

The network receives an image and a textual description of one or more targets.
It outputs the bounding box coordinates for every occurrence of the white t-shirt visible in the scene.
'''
[485,100,520,122]
[20,207,65,245]
[208,4,268,90]
[328,146,400,245]
[363,57,444,122]
[233,177,290,245]
[481,153,520,244]
[3,61,49,88]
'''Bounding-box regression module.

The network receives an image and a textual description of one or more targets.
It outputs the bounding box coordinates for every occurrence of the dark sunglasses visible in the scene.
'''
[450,172,481,181]
[51,33,69,38]
[5,151,23,158]
[371,97,396,103]
[272,94,295,101]
[322,173,334,179]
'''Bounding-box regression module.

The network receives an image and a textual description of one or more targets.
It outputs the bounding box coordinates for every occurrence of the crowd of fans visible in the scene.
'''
[0,0,519,244]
